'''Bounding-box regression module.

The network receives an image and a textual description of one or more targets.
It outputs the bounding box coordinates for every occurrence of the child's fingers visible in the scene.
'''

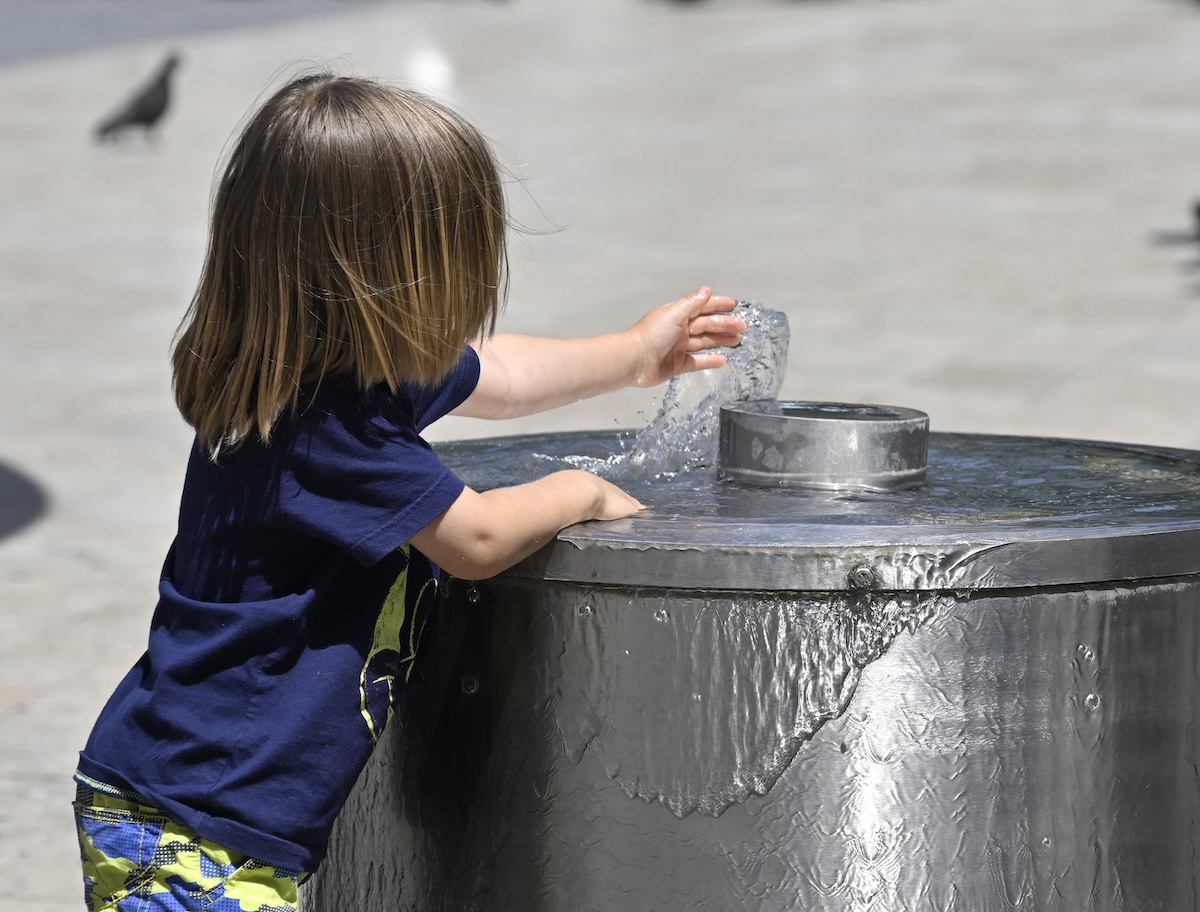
[663,289,735,328]
[682,351,730,372]
[687,333,743,352]
[698,294,738,315]
[689,312,745,337]
[667,287,715,321]
[592,477,646,520]
[687,311,745,355]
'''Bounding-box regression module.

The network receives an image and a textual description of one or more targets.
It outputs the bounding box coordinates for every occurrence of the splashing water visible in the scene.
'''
[628,301,790,473]
[564,301,790,477]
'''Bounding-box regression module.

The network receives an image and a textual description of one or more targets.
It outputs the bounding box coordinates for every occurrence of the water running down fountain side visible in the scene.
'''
[308,310,1200,911]
[310,423,1200,912]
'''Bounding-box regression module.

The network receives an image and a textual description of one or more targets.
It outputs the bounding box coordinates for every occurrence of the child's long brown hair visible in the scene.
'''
[173,73,508,457]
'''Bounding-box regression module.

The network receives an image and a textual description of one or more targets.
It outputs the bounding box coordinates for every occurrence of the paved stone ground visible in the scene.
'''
[3,0,1200,907]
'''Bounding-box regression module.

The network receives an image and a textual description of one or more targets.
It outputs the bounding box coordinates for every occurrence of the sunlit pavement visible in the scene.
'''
[3,0,1200,906]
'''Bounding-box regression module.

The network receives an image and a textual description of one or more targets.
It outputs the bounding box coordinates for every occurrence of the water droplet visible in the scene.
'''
[466,586,480,605]
[461,675,479,695]
[1084,692,1101,712]
[1041,836,1052,849]
[654,607,669,622]
[1076,644,1094,662]
[578,604,593,617]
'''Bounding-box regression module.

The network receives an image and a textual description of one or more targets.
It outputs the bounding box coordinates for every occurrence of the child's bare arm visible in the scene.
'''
[409,471,644,580]
[454,287,745,420]
[423,287,739,578]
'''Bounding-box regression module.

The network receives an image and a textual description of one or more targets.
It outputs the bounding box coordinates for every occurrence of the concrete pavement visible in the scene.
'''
[3,0,1200,907]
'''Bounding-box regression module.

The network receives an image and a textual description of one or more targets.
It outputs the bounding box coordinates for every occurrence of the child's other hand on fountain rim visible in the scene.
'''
[629,286,746,388]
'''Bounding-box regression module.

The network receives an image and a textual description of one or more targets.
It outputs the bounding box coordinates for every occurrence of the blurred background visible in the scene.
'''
[3,0,1200,907]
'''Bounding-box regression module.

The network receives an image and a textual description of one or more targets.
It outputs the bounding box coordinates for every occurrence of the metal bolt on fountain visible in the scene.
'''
[309,304,1200,912]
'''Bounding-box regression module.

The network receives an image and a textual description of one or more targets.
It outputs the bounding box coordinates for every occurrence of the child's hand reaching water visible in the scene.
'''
[455,287,745,420]
[628,287,746,388]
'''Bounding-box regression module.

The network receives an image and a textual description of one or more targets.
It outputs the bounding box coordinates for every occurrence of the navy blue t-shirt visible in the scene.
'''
[76,350,480,872]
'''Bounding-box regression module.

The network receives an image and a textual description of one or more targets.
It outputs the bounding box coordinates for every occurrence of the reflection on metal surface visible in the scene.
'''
[308,431,1200,912]
[718,400,929,492]
[453,430,1200,590]
[551,586,953,817]
[312,578,1200,912]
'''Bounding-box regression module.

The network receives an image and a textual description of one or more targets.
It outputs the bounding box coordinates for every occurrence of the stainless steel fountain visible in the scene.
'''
[306,304,1200,911]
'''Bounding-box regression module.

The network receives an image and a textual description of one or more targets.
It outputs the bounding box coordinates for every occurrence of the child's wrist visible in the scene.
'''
[621,326,653,388]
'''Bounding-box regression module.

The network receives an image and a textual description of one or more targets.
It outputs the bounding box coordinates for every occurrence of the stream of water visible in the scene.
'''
[558,301,790,479]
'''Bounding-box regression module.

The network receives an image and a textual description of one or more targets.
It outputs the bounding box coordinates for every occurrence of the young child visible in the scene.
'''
[73,73,744,911]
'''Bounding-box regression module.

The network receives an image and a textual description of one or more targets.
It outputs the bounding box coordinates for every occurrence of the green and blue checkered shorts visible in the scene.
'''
[73,783,304,912]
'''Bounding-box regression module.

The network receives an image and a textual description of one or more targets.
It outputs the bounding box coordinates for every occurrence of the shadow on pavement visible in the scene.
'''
[0,460,49,541]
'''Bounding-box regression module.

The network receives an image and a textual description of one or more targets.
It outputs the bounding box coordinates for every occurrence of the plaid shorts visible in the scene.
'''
[73,782,304,912]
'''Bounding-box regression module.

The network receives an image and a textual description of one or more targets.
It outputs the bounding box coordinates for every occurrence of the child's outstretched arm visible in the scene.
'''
[421,285,741,580]
[410,470,643,580]
[453,286,745,420]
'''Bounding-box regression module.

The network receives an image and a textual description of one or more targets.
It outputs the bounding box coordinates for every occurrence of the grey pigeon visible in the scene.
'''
[95,53,180,140]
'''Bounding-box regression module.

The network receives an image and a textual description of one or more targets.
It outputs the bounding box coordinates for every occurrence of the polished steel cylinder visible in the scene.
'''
[718,400,929,491]
[308,429,1200,912]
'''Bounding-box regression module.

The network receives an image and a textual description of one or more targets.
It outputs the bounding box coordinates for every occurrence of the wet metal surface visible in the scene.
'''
[718,400,930,493]
[310,431,1200,911]
[313,576,1200,912]
[440,429,1200,591]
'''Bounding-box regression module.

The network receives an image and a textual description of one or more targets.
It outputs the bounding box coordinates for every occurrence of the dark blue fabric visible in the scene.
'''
[77,350,480,872]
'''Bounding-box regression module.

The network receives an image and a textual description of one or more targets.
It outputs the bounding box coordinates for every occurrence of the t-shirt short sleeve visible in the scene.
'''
[273,349,481,566]
[408,346,481,431]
